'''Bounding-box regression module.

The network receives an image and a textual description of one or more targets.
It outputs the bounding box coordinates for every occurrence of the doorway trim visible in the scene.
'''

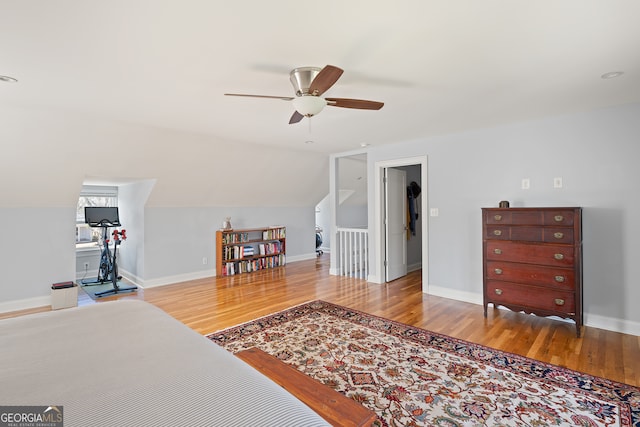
[372,156,429,292]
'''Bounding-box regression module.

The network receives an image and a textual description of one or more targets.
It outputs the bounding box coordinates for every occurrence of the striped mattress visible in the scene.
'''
[0,299,329,426]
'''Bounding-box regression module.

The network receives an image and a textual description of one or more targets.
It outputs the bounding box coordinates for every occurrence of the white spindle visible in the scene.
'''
[336,227,368,279]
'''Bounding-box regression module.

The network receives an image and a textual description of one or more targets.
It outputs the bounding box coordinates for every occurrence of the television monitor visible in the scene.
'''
[85,207,121,227]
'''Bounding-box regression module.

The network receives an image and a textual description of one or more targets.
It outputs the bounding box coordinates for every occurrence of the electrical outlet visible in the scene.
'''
[202,257,208,265]
[553,177,563,188]
[521,178,530,190]
[83,262,89,270]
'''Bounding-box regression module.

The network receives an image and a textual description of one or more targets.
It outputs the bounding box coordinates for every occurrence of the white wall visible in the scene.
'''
[0,208,76,312]
[140,206,316,287]
[367,102,640,335]
[117,180,156,281]
[338,205,368,228]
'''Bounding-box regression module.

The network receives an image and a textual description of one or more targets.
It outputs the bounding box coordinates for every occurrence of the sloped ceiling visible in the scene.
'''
[1,1,639,207]
[0,104,329,207]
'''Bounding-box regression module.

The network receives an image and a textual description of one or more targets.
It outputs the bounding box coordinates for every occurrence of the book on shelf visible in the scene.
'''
[221,254,287,276]
[262,227,286,240]
[222,245,258,260]
[222,232,249,244]
[258,241,281,256]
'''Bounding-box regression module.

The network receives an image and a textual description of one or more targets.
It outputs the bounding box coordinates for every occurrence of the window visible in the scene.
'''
[76,185,118,245]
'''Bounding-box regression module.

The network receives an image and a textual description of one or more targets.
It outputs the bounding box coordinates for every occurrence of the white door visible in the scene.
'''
[385,168,407,282]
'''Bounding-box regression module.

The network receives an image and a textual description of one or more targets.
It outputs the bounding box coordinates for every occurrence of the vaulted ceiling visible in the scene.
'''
[1,1,639,208]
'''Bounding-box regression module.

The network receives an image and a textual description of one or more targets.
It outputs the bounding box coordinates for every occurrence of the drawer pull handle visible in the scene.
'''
[554,253,564,260]
[555,298,565,306]
[554,275,565,283]
[554,232,564,239]
[494,214,502,221]
[493,230,502,236]
[554,215,564,222]
[494,268,503,275]
[495,288,503,295]
[494,248,502,255]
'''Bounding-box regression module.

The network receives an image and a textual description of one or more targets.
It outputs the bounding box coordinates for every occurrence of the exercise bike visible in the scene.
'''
[82,207,137,297]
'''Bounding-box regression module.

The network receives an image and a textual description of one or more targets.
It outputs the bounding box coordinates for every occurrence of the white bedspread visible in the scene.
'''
[0,300,330,426]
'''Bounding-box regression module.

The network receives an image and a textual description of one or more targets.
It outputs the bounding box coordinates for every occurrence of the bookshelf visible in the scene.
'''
[216,227,286,277]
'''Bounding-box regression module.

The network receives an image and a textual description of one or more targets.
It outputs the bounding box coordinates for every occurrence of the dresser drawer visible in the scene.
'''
[485,241,574,267]
[485,209,576,226]
[543,210,575,226]
[485,226,510,240]
[485,226,540,241]
[485,226,574,243]
[485,210,543,225]
[542,228,574,244]
[486,261,575,289]
[485,281,576,313]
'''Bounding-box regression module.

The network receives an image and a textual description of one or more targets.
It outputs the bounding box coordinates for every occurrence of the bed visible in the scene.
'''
[0,300,330,426]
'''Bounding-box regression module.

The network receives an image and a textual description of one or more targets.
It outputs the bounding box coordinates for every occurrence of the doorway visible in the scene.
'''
[373,156,428,291]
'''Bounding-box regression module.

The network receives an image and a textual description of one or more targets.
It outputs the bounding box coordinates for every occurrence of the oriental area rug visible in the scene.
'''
[207,300,639,427]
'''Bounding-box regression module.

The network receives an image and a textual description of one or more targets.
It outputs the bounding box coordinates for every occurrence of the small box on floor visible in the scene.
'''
[51,282,78,310]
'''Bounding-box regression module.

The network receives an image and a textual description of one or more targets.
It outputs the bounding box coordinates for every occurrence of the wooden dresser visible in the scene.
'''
[482,207,583,336]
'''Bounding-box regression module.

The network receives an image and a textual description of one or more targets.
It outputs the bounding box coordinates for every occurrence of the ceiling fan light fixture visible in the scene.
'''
[224,64,383,124]
[292,95,326,117]
[289,67,321,96]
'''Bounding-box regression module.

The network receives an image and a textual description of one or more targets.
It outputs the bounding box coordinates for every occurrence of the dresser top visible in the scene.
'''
[482,207,581,211]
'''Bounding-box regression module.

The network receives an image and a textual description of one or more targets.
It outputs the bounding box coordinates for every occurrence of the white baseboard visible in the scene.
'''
[287,253,317,263]
[116,269,143,287]
[136,269,215,289]
[366,274,383,284]
[426,285,640,336]
[584,313,640,336]
[359,264,421,284]
[124,255,316,289]
[407,262,422,273]
[0,295,52,314]
[427,285,483,306]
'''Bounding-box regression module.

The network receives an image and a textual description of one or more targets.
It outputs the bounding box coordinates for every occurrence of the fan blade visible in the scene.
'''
[325,97,384,110]
[289,111,304,124]
[224,93,294,101]
[308,65,344,96]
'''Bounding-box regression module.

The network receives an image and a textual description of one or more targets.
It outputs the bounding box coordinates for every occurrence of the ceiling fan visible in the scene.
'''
[224,65,384,124]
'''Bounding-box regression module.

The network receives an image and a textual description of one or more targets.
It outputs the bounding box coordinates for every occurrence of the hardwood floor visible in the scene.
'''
[3,255,639,387]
